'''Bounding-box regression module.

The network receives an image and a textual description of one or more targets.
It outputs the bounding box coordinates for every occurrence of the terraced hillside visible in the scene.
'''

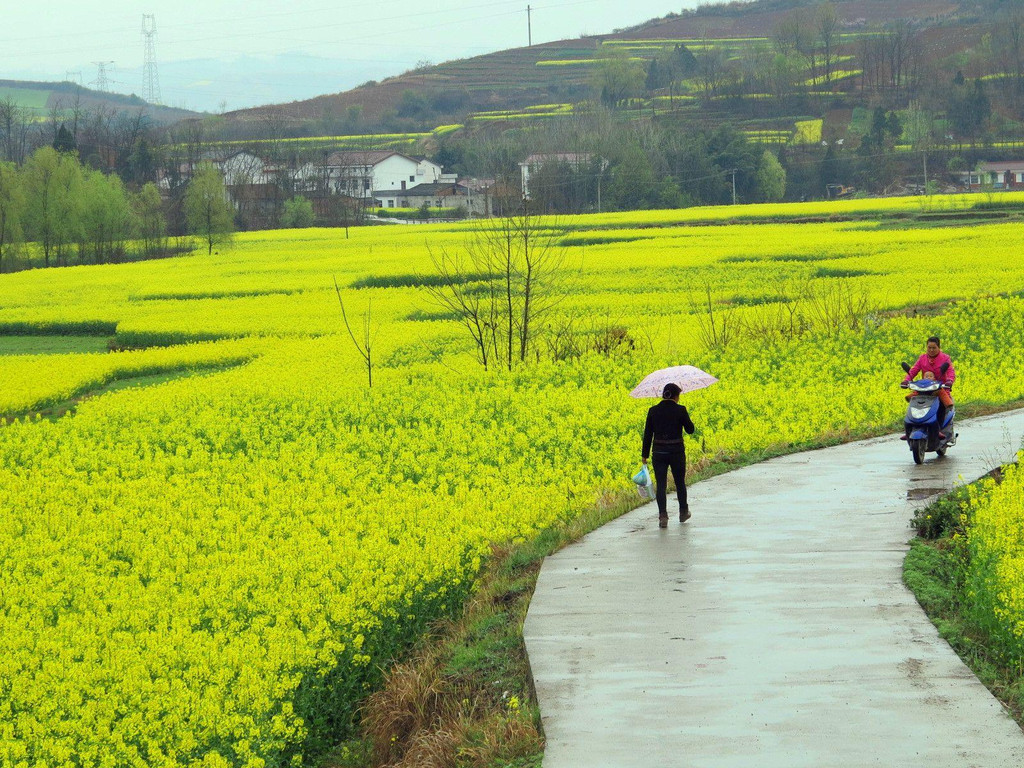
[226,0,978,129]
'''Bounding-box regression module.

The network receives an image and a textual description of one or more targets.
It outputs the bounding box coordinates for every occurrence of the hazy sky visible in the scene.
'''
[2,1,703,109]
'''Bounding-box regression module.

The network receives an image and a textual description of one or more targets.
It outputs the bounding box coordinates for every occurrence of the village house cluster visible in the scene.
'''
[165,149,498,226]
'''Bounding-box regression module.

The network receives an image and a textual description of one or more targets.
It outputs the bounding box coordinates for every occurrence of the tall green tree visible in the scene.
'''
[133,183,167,258]
[0,161,23,273]
[52,123,77,154]
[22,146,83,267]
[80,170,137,264]
[594,54,645,108]
[756,150,787,202]
[607,146,681,210]
[282,195,315,227]
[184,163,234,255]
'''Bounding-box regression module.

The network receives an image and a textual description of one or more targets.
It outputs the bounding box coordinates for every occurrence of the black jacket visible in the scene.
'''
[642,400,696,459]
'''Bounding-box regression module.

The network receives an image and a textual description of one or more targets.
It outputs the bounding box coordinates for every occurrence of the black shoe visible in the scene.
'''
[658,515,668,529]
[679,507,691,523]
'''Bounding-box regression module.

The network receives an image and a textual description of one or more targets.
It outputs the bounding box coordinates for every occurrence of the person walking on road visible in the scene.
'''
[642,382,696,528]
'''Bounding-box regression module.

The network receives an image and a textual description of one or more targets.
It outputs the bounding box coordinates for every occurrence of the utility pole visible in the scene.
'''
[142,14,162,105]
[92,61,114,92]
[922,149,928,191]
[731,168,737,205]
[527,5,532,47]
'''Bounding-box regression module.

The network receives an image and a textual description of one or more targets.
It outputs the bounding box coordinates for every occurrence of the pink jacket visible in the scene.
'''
[905,351,956,387]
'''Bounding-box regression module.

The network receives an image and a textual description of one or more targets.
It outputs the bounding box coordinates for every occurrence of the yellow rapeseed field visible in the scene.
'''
[966,459,1024,661]
[2,194,1024,766]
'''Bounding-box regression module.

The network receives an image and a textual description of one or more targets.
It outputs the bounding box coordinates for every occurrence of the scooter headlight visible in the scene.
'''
[910,405,931,420]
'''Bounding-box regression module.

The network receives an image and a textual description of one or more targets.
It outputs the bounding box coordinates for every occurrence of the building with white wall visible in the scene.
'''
[297,151,442,199]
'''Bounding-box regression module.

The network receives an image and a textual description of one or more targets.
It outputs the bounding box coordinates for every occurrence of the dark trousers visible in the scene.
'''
[652,450,687,516]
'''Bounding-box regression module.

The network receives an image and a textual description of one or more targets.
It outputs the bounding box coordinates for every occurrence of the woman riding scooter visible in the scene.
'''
[902,336,955,439]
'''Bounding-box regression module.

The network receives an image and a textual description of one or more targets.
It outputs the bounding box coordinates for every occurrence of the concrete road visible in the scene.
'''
[524,410,1024,767]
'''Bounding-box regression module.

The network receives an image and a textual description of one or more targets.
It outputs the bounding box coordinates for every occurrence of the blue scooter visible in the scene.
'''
[900,361,956,465]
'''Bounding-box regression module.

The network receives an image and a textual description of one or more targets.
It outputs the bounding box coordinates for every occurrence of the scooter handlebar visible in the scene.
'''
[899,381,909,388]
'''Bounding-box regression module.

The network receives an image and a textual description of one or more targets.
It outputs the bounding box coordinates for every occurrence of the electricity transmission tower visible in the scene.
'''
[142,14,162,104]
[65,70,83,86]
[92,61,114,92]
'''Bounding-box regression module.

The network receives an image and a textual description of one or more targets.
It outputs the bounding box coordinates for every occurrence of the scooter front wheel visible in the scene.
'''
[911,438,926,465]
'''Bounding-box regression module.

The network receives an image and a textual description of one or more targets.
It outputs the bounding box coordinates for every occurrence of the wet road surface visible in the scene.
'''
[524,410,1024,767]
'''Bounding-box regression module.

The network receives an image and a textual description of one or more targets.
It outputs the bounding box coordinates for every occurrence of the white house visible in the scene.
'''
[296,151,442,199]
[218,151,265,185]
[375,180,494,217]
[520,153,596,199]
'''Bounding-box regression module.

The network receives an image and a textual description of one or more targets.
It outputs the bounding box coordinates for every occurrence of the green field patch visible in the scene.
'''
[351,272,497,289]
[535,59,600,66]
[0,86,50,110]
[129,288,302,301]
[404,309,462,322]
[812,267,874,278]
[560,235,653,247]
[723,250,856,265]
[2,362,248,423]
[0,320,118,336]
[0,335,111,355]
[724,294,791,307]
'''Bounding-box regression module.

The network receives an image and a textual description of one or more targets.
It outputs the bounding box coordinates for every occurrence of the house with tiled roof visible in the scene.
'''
[296,150,442,200]
[956,160,1024,190]
[376,179,493,217]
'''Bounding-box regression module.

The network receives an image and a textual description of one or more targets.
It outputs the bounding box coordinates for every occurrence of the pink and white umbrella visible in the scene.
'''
[629,365,718,399]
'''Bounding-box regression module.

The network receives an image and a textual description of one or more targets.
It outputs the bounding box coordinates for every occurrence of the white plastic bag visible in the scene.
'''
[631,465,655,499]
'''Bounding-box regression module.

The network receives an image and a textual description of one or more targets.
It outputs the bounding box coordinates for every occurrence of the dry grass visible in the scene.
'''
[362,658,448,765]
[357,554,547,768]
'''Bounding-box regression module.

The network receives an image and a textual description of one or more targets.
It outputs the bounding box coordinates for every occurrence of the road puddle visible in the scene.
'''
[907,487,946,501]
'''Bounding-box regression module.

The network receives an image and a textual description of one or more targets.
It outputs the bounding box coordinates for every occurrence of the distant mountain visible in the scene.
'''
[113,53,386,114]
[0,79,199,124]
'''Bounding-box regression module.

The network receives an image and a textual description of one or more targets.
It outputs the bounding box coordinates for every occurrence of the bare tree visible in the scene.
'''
[773,9,811,56]
[858,32,887,94]
[696,31,728,97]
[334,276,375,387]
[993,6,1024,112]
[0,97,30,164]
[886,21,919,97]
[425,209,568,370]
[799,278,876,336]
[817,2,840,85]
[689,283,739,351]
[425,245,496,369]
